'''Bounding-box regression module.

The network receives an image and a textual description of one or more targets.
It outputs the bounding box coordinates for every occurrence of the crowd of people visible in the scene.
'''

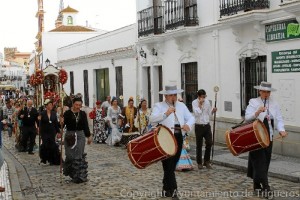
[0,81,287,199]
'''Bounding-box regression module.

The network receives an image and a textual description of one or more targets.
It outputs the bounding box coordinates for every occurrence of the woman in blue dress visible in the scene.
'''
[176,134,193,171]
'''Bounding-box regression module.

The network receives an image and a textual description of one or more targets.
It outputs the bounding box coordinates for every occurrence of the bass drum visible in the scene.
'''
[127,125,177,169]
[225,120,270,156]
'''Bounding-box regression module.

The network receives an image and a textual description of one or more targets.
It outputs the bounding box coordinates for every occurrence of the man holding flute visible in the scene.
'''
[150,85,195,199]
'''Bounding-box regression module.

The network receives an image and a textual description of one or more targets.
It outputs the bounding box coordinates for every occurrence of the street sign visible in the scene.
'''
[272,49,300,73]
[265,19,300,42]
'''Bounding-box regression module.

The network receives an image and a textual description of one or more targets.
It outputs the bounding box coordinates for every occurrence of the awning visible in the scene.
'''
[0,85,16,90]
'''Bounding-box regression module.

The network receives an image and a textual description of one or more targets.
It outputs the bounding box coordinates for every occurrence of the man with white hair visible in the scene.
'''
[2,99,14,137]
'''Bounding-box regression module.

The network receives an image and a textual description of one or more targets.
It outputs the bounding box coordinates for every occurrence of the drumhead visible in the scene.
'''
[256,121,269,146]
[157,127,176,155]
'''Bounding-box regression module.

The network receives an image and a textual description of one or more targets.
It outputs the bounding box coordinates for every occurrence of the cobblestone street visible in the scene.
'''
[2,134,300,200]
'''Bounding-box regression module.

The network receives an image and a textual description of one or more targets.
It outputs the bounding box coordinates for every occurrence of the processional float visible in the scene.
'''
[29,64,68,183]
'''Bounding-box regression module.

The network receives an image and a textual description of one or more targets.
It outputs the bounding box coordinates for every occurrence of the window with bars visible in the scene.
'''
[67,16,73,25]
[70,71,74,95]
[240,56,267,116]
[181,62,198,111]
[164,0,198,29]
[83,70,89,106]
[184,0,198,26]
[220,0,270,18]
[115,66,123,99]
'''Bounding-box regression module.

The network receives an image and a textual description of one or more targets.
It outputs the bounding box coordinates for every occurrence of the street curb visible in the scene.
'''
[3,147,24,200]
[190,154,300,183]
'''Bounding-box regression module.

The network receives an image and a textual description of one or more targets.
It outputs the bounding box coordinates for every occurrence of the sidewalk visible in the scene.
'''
[0,161,12,200]
[187,136,300,183]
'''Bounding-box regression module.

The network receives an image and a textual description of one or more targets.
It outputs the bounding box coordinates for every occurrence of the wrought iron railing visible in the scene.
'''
[184,0,199,26]
[138,6,164,37]
[220,0,269,18]
[165,0,198,30]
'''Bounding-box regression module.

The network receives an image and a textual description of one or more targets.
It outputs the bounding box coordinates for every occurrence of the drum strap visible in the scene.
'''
[231,120,246,129]
[265,101,274,141]
[263,118,274,141]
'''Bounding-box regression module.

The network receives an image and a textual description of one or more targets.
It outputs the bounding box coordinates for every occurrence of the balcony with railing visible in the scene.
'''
[138,6,164,37]
[165,0,198,30]
[220,0,270,18]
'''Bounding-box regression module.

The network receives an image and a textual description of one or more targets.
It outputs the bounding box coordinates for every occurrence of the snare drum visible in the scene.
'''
[225,120,270,156]
[127,125,178,169]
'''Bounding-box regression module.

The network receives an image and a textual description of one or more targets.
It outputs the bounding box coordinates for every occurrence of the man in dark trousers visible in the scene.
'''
[18,100,39,154]
[150,85,195,199]
[192,89,217,169]
[245,82,287,198]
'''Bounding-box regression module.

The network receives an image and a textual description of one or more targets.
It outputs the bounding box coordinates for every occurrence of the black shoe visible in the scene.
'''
[172,196,179,200]
[198,164,203,169]
[254,182,262,190]
[28,152,34,155]
[203,161,213,169]
[114,142,120,147]
[253,189,262,197]
[262,188,274,199]
[162,190,172,197]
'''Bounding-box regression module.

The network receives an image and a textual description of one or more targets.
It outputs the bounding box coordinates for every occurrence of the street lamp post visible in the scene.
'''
[45,58,50,67]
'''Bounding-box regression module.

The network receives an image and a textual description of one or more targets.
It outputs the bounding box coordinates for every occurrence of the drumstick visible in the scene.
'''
[274,134,284,140]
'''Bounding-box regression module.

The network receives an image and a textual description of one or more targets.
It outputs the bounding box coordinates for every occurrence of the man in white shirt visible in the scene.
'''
[100,96,111,116]
[192,89,217,169]
[245,81,287,198]
[2,99,15,137]
[150,85,195,199]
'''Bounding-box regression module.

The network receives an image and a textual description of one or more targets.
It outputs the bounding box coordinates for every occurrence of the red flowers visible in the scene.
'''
[58,69,68,84]
[29,70,44,86]
[35,70,44,85]
[89,108,96,119]
[44,91,60,103]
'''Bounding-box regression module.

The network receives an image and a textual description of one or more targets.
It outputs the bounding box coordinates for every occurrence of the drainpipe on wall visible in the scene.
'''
[213,29,221,114]
[136,46,140,107]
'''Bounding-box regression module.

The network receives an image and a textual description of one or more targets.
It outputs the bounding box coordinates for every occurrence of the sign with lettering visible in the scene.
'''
[272,49,300,73]
[265,19,300,42]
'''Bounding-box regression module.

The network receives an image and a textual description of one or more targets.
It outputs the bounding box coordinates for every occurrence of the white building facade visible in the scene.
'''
[135,0,300,157]
[57,24,137,108]
[0,61,27,89]
[41,6,106,69]
[56,0,300,158]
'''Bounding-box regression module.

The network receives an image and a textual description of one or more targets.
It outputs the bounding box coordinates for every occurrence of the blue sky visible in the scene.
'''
[0,0,136,53]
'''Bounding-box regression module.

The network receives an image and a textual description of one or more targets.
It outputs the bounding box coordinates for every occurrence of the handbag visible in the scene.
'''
[65,132,76,146]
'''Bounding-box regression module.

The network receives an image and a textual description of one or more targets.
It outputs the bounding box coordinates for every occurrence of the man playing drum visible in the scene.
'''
[245,81,287,199]
[149,85,195,199]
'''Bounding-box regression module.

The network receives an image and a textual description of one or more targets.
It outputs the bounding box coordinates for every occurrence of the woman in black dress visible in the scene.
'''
[39,99,60,165]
